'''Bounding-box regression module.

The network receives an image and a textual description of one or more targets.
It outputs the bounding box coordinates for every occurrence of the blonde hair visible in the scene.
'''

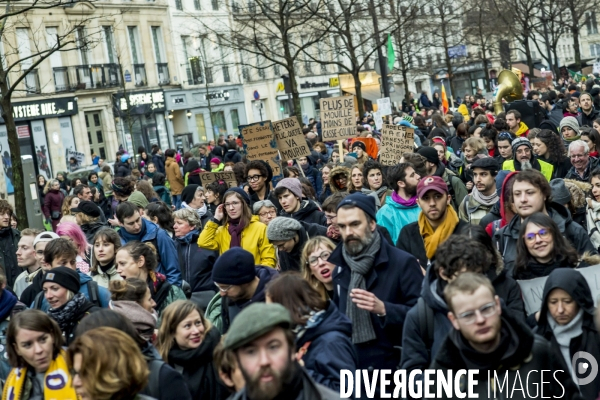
[300,236,336,300]
[222,191,252,228]
[463,137,487,154]
[173,208,202,230]
[156,300,213,362]
[444,272,495,313]
[67,327,149,400]
[62,195,77,216]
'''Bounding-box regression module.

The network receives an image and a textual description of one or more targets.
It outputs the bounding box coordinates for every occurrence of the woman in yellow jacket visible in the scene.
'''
[197,187,276,267]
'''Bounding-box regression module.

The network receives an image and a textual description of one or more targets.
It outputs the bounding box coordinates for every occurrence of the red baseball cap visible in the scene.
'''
[417,176,448,198]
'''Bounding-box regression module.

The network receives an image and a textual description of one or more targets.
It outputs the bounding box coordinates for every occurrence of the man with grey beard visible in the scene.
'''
[501,137,554,181]
[328,193,423,379]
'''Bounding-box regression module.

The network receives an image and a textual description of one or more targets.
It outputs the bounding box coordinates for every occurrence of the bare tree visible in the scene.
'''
[0,0,103,228]
[530,0,565,77]
[562,0,600,71]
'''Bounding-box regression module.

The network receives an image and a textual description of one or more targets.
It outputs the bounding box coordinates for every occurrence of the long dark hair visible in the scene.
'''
[535,129,566,164]
[514,212,579,275]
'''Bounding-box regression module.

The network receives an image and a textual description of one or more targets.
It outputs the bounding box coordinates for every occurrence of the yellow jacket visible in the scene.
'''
[197,215,276,268]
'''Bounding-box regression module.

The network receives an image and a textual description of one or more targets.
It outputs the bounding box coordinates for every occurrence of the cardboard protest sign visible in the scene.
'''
[240,121,281,177]
[373,111,383,130]
[320,96,356,141]
[517,264,600,315]
[379,124,415,166]
[272,117,311,161]
[199,171,238,189]
[377,97,392,116]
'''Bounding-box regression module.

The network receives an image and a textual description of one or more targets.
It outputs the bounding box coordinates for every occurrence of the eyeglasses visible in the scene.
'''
[246,175,263,182]
[223,201,241,209]
[308,251,331,267]
[570,153,587,159]
[69,368,81,379]
[523,228,550,243]
[456,302,497,325]
[325,214,337,222]
[214,282,233,293]
[259,210,277,218]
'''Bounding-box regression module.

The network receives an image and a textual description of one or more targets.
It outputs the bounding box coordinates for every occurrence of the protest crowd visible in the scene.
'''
[6,74,600,400]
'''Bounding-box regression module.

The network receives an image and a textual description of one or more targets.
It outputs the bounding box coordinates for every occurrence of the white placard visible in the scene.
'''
[377,97,392,116]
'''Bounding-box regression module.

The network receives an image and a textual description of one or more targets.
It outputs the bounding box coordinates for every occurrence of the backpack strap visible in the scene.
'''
[33,291,44,310]
[417,297,434,357]
[86,281,101,307]
[146,359,164,398]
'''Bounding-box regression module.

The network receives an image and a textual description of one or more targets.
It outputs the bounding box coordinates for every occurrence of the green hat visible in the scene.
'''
[223,303,292,351]
[128,191,149,209]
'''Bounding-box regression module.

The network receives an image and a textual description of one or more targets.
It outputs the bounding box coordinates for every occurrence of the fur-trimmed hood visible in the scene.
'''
[564,179,591,209]
[328,166,351,193]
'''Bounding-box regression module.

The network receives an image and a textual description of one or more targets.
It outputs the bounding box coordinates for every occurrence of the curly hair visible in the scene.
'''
[434,235,492,279]
[362,160,387,189]
[534,129,566,163]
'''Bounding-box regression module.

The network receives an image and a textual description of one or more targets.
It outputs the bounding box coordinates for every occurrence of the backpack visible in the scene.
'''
[33,280,101,309]
[140,359,163,398]
[446,174,460,211]
[417,297,434,359]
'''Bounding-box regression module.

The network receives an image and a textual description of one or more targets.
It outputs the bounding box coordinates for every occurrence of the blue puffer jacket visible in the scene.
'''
[119,219,183,286]
[173,230,218,292]
[375,195,421,246]
[36,270,111,311]
[296,301,358,392]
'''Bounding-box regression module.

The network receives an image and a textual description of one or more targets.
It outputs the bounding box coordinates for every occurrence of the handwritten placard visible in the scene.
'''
[373,111,383,130]
[377,97,392,116]
[199,171,238,189]
[241,121,281,176]
[320,96,356,141]
[272,117,311,161]
[517,265,600,315]
[379,124,415,166]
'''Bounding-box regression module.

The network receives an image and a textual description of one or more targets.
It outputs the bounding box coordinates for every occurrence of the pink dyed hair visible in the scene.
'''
[56,221,90,256]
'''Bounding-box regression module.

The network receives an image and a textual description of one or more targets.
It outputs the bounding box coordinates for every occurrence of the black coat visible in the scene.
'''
[0,228,20,289]
[431,312,582,400]
[223,150,241,164]
[577,107,600,127]
[280,200,327,226]
[536,268,600,400]
[152,153,166,174]
[167,328,227,400]
[493,202,596,276]
[116,162,132,178]
[329,232,423,370]
[140,342,192,400]
[277,223,327,272]
[396,219,470,269]
[81,221,107,244]
[174,231,219,292]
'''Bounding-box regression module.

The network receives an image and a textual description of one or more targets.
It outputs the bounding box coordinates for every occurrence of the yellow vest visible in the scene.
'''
[502,159,554,181]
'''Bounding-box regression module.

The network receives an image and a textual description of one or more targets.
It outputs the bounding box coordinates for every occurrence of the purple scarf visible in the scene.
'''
[392,190,417,207]
[228,218,246,248]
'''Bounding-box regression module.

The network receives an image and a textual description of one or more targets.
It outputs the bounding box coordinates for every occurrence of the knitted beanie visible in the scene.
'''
[266,217,302,241]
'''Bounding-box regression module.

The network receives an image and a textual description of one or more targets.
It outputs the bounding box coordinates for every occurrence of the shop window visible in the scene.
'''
[196,114,207,141]
[211,111,227,136]
[230,109,240,132]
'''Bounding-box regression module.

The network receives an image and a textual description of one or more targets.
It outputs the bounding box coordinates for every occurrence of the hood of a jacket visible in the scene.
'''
[119,218,158,242]
[299,301,352,345]
[250,266,279,303]
[421,265,450,313]
[78,269,92,284]
[285,200,320,220]
[175,229,200,245]
[329,166,351,192]
[165,157,177,167]
[184,159,200,174]
[538,268,595,326]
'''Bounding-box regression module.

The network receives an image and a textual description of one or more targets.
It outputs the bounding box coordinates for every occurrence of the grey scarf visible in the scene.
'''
[361,186,389,208]
[547,308,584,381]
[471,187,499,207]
[341,230,381,343]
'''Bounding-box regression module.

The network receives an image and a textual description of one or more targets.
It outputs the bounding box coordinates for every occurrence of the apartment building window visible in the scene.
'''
[591,43,600,57]
[128,27,146,86]
[175,0,183,10]
[151,27,169,85]
[103,26,117,64]
[194,0,201,8]
[76,27,90,65]
[212,0,218,9]
[47,27,69,92]
[587,12,598,35]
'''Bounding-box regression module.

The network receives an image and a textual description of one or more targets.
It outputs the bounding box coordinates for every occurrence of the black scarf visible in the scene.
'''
[270,362,304,400]
[47,293,91,335]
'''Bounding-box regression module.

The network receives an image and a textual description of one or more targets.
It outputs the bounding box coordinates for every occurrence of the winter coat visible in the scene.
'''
[433,163,468,211]
[544,155,572,179]
[174,230,218,293]
[80,221,107,244]
[165,157,184,196]
[328,166,351,194]
[296,301,358,392]
[587,199,600,251]
[577,107,600,127]
[0,228,20,289]
[138,342,192,400]
[299,158,322,198]
[36,270,111,311]
[400,262,525,381]
[167,328,226,400]
[565,156,600,182]
[205,266,279,334]
[318,185,332,204]
[154,186,172,206]
[280,200,327,226]
[91,260,122,289]
[375,195,421,246]
[116,161,132,178]
[535,268,600,399]
[448,136,465,157]
[431,312,582,400]
[98,171,113,196]
[277,223,327,272]
[397,219,470,269]
[152,153,166,174]
[197,215,276,268]
[43,189,64,219]
[458,192,497,226]
[512,254,595,281]
[48,296,100,344]
[329,232,423,370]
[119,218,183,286]
[152,279,187,319]
[493,202,596,276]
[227,367,341,400]
[223,149,242,164]
[420,93,432,108]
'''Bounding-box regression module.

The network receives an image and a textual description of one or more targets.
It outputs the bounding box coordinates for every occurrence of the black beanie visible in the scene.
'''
[417,146,440,165]
[224,187,250,205]
[181,184,199,204]
[42,266,81,294]
[212,248,256,285]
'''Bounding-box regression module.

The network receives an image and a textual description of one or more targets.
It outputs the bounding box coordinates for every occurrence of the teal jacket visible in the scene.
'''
[376,195,421,245]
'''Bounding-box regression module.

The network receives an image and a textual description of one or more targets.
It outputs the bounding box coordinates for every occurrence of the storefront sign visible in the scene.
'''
[0,97,78,123]
[240,121,281,176]
[17,126,30,138]
[113,90,165,116]
[276,82,285,93]
[320,96,356,141]
[205,91,230,100]
[272,117,311,161]
[299,81,329,89]
[329,77,339,87]
[199,171,238,189]
[379,124,415,166]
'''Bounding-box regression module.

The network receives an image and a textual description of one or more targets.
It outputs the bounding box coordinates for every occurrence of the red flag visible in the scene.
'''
[441,84,449,114]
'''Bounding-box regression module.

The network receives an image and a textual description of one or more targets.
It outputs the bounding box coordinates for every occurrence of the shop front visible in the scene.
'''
[113,89,170,155]
[0,97,78,194]
[275,75,341,123]
[164,84,247,149]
